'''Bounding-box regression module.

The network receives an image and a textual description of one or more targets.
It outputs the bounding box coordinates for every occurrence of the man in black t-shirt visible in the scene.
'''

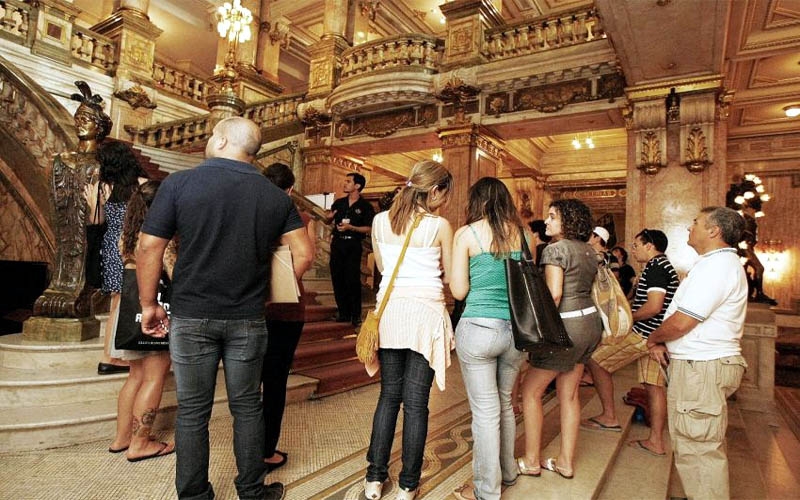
[582,228,678,458]
[326,172,375,326]
[137,117,313,500]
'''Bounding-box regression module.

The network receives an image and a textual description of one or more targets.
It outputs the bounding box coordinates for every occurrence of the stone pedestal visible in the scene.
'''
[737,303,777,412]
[23,316,100,342]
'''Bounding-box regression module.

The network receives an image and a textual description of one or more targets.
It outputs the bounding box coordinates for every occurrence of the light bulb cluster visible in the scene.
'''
[727,173,770,218]
[217,0,253,43]
[432,152,443,163]
[572,136,595,149]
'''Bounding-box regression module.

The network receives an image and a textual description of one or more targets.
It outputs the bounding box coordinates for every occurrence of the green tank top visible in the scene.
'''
[461,225,521,320]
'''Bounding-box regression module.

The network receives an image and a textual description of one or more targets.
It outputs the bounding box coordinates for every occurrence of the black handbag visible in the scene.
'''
[505,228,573,352]
[114,268,170,351]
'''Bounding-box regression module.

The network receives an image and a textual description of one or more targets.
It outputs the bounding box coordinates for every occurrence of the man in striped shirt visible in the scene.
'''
[581,228,679,458]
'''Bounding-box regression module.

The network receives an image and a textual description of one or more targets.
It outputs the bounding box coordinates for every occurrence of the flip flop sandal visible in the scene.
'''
[580,417,622,432]
[541,457,573,479]
[452,484,475,500]
[628,439,666,457]
[516,457,541,477]
[127,442,175,463]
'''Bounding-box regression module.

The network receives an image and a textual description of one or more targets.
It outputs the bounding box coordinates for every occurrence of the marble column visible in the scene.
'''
[624,80,728,274]
[91,1,162,139]
[440,0,504,70]
[307,0,352,98]
[437,124,504,227]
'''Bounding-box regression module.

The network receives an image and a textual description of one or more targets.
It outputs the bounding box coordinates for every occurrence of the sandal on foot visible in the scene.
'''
[516,457,541,477]
[628,439,666,457]
[541,457,573,479]
[127,442,175,463]
[108,445,128,453]
[265,450,288,472]
[580,417,622,432]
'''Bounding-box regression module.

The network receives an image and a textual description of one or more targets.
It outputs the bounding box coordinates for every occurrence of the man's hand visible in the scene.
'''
[337,221,353,232]
[648,343,669,367]
[141,304,169,338]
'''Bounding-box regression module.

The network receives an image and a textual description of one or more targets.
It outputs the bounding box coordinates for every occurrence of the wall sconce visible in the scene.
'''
[784,105,800,118]
[756,239,787,280]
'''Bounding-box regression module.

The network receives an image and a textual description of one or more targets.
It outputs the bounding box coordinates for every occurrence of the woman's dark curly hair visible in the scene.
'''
[121,180,161,260]
[550,198,593,242]
[98,141,149,203]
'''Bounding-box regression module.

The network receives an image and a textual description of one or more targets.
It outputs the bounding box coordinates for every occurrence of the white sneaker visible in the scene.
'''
[396,487,418,500]
[364,479,384,500]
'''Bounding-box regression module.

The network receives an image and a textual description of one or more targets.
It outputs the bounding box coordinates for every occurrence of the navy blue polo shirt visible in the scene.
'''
[142,157,302,319]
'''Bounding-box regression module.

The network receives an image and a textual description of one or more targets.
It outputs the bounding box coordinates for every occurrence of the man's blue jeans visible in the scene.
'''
[366,348,435,491]
[455,318,524,500]
[170,316,269,500]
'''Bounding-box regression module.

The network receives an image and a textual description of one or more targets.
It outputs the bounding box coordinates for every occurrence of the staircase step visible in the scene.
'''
[295,359,379,398]
[0,333,105,370]
[299,321,357,343]
[303,304,337,323]
[292,337,358,370]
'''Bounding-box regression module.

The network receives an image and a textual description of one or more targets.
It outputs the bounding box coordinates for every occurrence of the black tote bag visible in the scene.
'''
[505,228,573,353]
[114,268,170,351]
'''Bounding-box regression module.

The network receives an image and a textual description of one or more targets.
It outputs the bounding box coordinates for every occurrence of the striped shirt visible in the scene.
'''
[631,254,679,338]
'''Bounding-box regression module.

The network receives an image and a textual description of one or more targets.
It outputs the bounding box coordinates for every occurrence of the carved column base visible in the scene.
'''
[22,316,100,342]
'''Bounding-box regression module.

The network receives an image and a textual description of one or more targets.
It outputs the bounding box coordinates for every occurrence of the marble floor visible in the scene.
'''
[1,361,799,500]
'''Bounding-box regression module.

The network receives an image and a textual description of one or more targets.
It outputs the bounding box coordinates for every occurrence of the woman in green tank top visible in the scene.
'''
[450,177,528,500]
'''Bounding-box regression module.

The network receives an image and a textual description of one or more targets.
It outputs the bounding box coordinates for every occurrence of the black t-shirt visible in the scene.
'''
[330,195,375,240]
[618,264,636,296]
[142,158,303,319]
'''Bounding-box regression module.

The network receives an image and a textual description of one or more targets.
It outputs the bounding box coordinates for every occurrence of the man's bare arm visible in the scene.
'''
[646,310,699,347]
[632,290,666,322]
[281,226,313,279]
[136,233,170,336]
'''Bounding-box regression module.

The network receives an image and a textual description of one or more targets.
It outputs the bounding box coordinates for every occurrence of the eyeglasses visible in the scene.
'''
[631,228,653,250]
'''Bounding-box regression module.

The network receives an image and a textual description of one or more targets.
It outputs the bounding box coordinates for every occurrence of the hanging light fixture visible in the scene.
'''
[784,105,800,118]
[726,173,772,217]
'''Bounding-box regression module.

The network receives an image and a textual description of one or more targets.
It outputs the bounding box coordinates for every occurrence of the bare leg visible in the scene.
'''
[584,358,619,427]
[554,363,584,473]
[520,366,557,468]
[109,360,143,451]
[101,293,128,366]
[127,352,173,459]
[639,384,667,455]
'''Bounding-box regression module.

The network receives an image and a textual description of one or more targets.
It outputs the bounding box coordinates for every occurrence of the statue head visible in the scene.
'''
[70,81,112,141]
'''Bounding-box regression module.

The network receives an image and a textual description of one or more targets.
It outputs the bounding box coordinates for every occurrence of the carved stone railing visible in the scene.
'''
[127,92,306,150]
[152,60,208,107]
[0,54,78,259]
[70,27,116,72]
[340,34,443,81]
[243,92,306,129]
[483,8,603,61]
[0,0,31,42]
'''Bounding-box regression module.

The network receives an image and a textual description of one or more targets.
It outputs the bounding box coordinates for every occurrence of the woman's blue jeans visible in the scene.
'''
[366,348,435,491]
[456,318,524,500]
[170,316,269,500]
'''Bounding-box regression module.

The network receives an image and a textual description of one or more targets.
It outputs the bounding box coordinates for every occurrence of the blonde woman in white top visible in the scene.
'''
[364,160,454,500]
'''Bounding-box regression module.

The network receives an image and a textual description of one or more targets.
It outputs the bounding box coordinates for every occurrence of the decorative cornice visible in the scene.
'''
[113,85,156,110]
[625,74,723,102]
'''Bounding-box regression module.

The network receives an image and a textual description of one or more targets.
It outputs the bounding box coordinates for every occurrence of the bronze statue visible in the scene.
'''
[726,178,778,306]
[33,81,113,318]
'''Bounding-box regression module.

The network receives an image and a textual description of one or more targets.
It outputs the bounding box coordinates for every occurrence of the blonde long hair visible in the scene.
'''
[388,160,453,235]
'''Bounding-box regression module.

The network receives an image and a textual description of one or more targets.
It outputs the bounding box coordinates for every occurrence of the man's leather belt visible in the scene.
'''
[335,235,355,240]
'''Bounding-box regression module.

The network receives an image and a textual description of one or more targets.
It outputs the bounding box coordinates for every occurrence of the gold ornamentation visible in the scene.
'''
[489,96,506,116]
[682,127,711,173]
[336,105,437,139]
[514,80,590,113]
[360,0,381,22]
[113,85,156,110]
[638,131,664,175]
[717,89,734,121]
[449,23,474,56]
[437,75,480,125]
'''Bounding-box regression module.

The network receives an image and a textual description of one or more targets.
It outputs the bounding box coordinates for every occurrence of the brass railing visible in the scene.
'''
[340,34,443,81]
[483,9,603,61]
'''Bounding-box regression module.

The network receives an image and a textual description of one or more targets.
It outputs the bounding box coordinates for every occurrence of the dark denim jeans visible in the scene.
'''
[170,316,269,500]
[366,348,435,491]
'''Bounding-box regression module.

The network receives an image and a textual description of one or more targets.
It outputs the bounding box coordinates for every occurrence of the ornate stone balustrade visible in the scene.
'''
[70,27,115,72]
[127,93,305,150]
[243,92,305,129]
[340,34,443,81]
[483,9,603,61]
[0,0,30,41]
[152,61,208,107]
